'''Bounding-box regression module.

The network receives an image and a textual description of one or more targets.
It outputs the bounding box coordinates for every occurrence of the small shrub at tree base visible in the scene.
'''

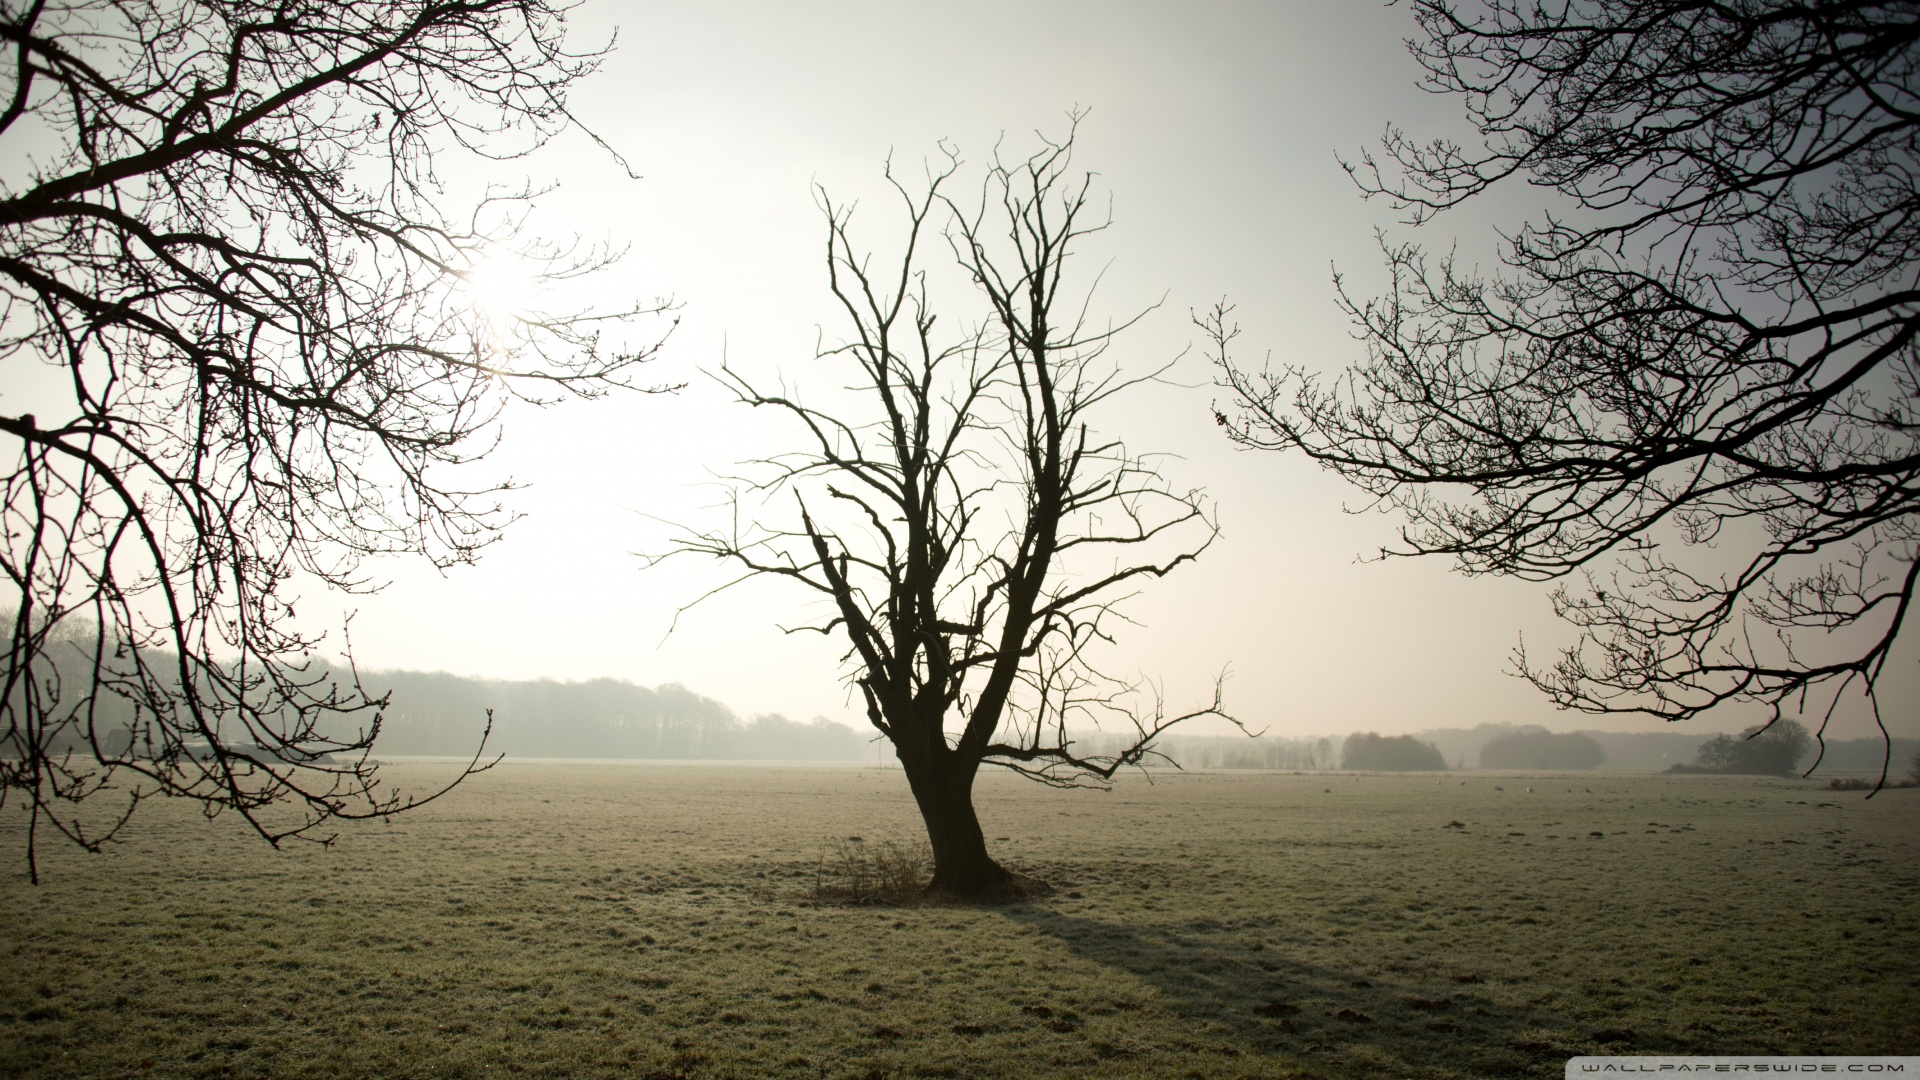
[810,840,931,905]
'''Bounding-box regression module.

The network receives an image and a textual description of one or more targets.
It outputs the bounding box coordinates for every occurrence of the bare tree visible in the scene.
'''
[669,120,1227,897]
[0,0,672,881]
[1214,1,1920,787]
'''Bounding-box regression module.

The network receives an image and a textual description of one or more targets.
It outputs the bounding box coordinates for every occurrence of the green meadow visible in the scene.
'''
[3,764,1915,1078]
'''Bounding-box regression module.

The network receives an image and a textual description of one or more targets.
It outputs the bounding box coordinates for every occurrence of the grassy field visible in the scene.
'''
[2,762,1915,1079]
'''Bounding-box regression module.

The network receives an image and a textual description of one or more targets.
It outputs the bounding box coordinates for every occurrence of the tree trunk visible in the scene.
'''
[900,751,1013,897]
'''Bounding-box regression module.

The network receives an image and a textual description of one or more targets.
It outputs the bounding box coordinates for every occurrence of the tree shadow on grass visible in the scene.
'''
[996,899,1710,1079]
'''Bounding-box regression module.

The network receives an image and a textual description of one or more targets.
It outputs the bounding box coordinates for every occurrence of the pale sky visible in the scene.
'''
[322,0,1915,742]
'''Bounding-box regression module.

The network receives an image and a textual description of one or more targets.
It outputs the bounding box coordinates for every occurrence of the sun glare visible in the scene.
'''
[461,254,537,335]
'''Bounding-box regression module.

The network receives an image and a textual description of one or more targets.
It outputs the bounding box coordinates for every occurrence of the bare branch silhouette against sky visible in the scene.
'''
[11,2,1910,774]
[1214,0,1920,785]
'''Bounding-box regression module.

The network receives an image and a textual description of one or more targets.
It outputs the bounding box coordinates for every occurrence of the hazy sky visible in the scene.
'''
[324,0,1915,742]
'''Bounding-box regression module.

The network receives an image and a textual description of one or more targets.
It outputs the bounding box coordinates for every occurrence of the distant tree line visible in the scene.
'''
[1669,720,1814,777]
[29,643,1902,775]
[365,672,865,760]
[1479,730,1606,770]
[1341,733,1448,771]
[1055,720,1912,777]
[14,653,867,763]
[1067,731,1343,771]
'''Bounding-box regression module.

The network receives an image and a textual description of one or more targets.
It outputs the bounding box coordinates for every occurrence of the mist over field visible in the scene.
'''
[363,671,866,762]
[26,643,1910,773]
[358,671,1917,776]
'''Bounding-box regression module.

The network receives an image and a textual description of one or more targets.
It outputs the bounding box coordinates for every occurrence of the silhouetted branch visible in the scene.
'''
[0,0,673,880]
[1214,3,1919,782]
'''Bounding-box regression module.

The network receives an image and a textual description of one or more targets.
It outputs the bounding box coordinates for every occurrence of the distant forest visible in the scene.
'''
[363,671,868,761]
[26,656,1913,773]
[1076,723,1912,776]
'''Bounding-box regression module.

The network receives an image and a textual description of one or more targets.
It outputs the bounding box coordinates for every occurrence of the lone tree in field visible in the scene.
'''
[1214,0,1920,787]
[672,121,1227,896]
[0,0,670,881]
